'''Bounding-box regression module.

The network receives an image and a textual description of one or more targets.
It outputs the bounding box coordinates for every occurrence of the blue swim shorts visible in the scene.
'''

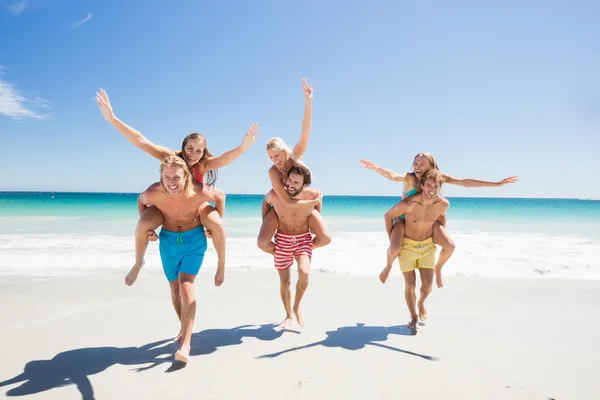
[158,226,207,282]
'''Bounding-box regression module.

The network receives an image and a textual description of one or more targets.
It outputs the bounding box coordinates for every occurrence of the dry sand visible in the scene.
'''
[0,268,598,399]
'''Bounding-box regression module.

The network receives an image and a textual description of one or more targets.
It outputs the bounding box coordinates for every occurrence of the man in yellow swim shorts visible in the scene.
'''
[383,169,450,330]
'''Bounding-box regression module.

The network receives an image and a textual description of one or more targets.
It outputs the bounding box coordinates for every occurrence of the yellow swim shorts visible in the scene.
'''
[397,237,436,273]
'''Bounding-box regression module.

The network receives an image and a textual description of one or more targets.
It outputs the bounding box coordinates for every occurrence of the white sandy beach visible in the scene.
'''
[0,268,598,400]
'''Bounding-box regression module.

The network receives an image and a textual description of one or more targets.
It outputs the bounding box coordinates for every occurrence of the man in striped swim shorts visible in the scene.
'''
[262,164,323,329]
[384,169,450,330]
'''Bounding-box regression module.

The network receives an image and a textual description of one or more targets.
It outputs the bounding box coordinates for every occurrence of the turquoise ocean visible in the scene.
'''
[1,192,599,279]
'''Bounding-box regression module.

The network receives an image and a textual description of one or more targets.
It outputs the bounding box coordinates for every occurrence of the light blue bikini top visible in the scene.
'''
[404,188,417,198]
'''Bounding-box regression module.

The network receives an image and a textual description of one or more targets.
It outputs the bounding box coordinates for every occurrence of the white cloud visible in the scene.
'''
[0,79,51,120]
[71,12,92,28]
[7,1,28,14]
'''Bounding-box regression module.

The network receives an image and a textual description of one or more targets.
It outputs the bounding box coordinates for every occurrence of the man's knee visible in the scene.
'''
[279,274,291,287]
[404,281,416,291]
[298,267,310,283]
[179,281,195,302]
[421,281,433,293]
[169,282,180,297]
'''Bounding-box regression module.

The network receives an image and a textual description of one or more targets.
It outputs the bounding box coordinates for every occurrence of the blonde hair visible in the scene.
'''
[413,152,439,172]
[160,156,196,197]
[266,137,302,164]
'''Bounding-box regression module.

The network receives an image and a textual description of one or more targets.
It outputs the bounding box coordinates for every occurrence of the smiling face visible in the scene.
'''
[419,169,444,200]
[183,137,205,166]
[421,178,441,199]
[412,155,433,178]
[161,165,186,195]
[285,172,307,197]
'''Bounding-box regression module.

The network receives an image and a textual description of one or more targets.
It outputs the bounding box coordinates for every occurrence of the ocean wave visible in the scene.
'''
[0,231,598,280]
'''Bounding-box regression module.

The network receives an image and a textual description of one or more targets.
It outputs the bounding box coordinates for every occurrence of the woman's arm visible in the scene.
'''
[203,123,260,171]
[292,78,313,158]
[96,89,173,160]
[360,159,408,182]
[269,167,321,209]
[441,173,518,188]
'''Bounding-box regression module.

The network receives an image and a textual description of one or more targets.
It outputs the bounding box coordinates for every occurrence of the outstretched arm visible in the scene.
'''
[384,200,412,239]
[292,78,313,158]
[203,123,261,171]
[269,167,321,209]
[360,159,408,182]
[442,173,518,188]
[96,89,173,161]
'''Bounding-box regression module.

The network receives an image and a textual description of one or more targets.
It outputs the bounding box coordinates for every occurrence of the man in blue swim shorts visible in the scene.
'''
[124,155,226,364]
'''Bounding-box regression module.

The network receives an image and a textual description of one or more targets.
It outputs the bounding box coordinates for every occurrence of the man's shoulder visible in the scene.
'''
[436,196,450,208]
[145,182,162,194]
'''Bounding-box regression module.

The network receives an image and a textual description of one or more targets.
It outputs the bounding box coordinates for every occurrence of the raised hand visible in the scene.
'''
[302,77,313,100]
[240,122,261,152]
[359,159,379,171]
[496,176,519,186]
[96,88,115,122]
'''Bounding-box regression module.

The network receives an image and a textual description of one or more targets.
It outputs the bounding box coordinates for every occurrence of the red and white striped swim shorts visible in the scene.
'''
[273,231,314,270]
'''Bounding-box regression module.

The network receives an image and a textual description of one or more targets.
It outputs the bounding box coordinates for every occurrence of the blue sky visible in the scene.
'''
[1,0,599,198]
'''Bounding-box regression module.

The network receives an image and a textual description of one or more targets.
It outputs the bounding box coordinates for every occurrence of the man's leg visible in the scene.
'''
[401,271,418,329]
[175,272,197,363]
[292,255,311,326]
[125,206,164,286]
[417,268,434,321]
[277,268,293,328]
[380,218,406,284]
[169,280,183,343]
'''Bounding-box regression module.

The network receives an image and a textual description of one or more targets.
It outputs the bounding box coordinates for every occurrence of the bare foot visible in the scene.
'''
[418,302,428,321]
[435,270,444,288]
[379,266,392,284]
[293,307,305,326]
[408,315,419,329]
[278,317,292,329]
[147,230,158,242]
[124,261,144,286]
[174,344,190,363]
[174,331,182,344]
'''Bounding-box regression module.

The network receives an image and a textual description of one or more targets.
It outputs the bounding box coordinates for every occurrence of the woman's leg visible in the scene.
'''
[125,206,164,286]
[199,203,226,266]
[432,222,456,289]
[379,218,406,284]
[307,210,332,250]
[257,207,279,255]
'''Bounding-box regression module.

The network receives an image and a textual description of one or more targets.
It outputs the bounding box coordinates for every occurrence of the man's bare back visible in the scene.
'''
[265,189,320,235]
[400,193,450,241]
[141,183,214,232]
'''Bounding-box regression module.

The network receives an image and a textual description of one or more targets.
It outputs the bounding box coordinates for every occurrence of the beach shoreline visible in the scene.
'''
[1,269,598,399]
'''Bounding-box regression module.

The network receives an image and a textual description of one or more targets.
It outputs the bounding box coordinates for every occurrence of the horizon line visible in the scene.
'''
[0,190,596,201]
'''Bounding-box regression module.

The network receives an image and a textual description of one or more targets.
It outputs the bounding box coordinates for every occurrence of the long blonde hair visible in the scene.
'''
[266,137,302,164]
[413,152,439,172]
[160,156,196,197]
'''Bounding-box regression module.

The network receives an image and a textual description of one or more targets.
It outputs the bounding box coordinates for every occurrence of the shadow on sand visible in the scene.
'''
[256,322,438,361]
[0,323,292,400]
